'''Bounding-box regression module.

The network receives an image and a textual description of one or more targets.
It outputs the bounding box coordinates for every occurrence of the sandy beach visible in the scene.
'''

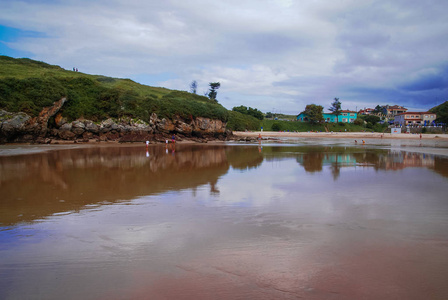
[233,130,448,140]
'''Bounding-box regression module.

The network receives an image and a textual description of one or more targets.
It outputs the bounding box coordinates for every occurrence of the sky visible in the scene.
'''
[1,0,447,114]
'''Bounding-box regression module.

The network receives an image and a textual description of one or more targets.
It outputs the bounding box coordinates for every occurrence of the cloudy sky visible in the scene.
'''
[1,0,447,114]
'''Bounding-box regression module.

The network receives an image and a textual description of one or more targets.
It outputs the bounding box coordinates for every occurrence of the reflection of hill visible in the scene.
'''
[0,145,230,226]
[433,157,448,178]
[225,146,263,170]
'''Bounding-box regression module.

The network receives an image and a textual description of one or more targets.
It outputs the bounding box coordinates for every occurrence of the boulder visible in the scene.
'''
[85,121,99,134]
[71,121,85,135]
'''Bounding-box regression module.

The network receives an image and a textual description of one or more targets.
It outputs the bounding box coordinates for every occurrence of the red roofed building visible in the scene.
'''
[383,105,407,116]
[394,112,437,126]
[359,108,374,115]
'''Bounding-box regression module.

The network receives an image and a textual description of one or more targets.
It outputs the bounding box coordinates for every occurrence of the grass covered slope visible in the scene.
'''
[0,56,228,123]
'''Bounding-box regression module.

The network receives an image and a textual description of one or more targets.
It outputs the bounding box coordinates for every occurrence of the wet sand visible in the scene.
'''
[1,144,448,299]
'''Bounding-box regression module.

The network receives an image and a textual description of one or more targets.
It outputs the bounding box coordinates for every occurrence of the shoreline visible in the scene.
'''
[1,131,447,157]
[232,131,448,140]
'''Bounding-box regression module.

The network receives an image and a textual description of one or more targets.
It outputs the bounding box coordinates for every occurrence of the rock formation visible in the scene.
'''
[0,98,230,144]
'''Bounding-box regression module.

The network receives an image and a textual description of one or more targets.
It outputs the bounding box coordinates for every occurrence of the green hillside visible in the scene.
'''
[0,56,228,122]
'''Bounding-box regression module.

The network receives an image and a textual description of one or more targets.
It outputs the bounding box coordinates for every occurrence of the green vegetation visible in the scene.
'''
[261,119,370,132]
[430,101,448,124]
[226,111,260,131]
[264,112,297,120]
[358,114,388,132]
[329,97,342,118]
[301,104,323,124]
[207,82,220,102]
[232,105,264,120]
[0,56,228,122]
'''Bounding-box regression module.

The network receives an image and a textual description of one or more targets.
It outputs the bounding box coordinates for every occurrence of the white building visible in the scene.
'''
[394,112,437,126]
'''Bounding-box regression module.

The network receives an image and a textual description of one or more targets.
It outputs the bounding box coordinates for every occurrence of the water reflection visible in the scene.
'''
[0,144,446,227]
[0,145,230,226]
[293,146,440,180]
[1,144,448,300]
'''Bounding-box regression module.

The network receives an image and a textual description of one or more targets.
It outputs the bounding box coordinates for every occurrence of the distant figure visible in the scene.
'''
[146,140,149,148]
[420,133,422,139]
[362,140,365,145]
[171,134,176,144]
[73,67,75,71]
[355,140,357,144]
[76,68,78,72]
[258,133,262,141]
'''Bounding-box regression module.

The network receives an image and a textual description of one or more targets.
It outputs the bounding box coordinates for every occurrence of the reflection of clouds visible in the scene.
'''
[2,151,448,300]
[197,161,299,207]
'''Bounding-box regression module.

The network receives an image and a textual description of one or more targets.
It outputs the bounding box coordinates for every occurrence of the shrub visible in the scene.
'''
[227,111,260,131]
[354,118,364,126]
[271,122,282,131]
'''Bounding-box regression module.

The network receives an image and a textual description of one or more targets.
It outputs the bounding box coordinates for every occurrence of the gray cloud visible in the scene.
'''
[1,0,447,113]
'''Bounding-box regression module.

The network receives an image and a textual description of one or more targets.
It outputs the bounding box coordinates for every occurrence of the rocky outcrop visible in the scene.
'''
[37,97,67,135]
[0,98,230,143]
[0,111,31,141]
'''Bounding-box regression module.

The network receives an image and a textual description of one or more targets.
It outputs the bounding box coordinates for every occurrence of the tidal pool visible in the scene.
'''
[1,142,448,299]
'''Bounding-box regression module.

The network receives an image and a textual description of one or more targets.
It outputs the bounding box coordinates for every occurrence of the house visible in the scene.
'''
[339,110,358,123]
[297,110,358,123]
[394,112,437,126]
[359,108,374,115]
[382,105,407,116]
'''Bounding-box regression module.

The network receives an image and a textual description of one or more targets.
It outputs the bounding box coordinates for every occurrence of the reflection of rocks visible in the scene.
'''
[0,99,230,143]
[0,145,231,226]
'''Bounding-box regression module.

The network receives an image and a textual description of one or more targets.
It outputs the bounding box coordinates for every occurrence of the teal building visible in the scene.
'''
[297,110,357,123]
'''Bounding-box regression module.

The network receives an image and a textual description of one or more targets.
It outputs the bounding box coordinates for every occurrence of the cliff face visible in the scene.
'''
[0,98,230,143]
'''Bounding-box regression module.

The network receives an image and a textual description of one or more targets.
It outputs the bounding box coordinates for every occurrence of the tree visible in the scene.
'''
[373,105,382,114]
[362,114,381,125]
[232,105,248,115]
[190,80,197,94]
[247,107,264,120]
[329,97,342,120]
[232,105,264,120]
[302,104,324,124]
[208,82,221,101]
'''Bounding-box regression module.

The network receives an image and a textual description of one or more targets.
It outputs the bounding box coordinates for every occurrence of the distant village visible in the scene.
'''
[297,104,438,127]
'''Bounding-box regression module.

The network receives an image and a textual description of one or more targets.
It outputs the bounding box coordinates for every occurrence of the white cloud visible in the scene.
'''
[1,0,447,113]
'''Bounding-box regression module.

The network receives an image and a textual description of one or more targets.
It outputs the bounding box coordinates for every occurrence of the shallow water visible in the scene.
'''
[1,142,448,299]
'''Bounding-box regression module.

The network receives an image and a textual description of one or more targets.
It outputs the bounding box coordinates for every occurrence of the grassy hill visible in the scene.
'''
[0,56,229,123]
